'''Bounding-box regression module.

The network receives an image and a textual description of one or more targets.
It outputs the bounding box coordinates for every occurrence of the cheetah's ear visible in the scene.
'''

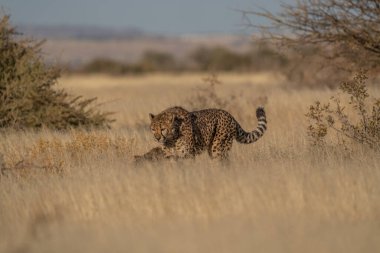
[149,113,155,120]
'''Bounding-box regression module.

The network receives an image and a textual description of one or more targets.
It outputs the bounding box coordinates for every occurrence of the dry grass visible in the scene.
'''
[1,72,380,253]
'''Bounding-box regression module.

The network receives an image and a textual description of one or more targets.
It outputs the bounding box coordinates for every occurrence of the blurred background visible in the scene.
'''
[1,0,294,74]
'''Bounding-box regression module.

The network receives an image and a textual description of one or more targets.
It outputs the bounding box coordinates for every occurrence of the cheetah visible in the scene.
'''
[147,106,198,159]
[136,106,267,161]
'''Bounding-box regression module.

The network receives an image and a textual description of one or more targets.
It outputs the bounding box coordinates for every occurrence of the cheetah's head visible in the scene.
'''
[149,112,182,146]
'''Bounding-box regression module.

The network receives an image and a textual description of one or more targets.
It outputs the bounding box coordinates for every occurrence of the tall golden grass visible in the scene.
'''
[1,72,379,253]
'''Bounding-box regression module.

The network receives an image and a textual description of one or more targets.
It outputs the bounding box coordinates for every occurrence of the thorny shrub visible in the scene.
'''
[0,15,113,130]
[306,71,380,150]
[187,73,228,110]
[187,73,268,115]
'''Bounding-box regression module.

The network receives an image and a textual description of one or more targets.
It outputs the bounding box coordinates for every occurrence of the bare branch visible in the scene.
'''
[245,0,380,68]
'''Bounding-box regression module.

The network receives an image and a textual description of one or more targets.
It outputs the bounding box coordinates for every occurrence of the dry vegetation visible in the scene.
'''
[1,72,380,253]
[0,16,112,130]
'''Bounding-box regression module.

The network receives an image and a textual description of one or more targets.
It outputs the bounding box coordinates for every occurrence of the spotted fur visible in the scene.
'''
[149,107,197,158]
[147,106,267,160]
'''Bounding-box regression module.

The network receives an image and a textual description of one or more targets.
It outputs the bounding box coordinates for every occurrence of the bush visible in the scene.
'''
[139,51,179,72]
[247,0,380,69]
[186,73,228,110]
[279,45,349,88]
[190,47,252,71]
[306,71,380,150]
[80,51,180,75]
[80,58,144,75]
[248,42,289,71]
[79,44,291,75]
[245,0,380,87]
[0,15,113,129]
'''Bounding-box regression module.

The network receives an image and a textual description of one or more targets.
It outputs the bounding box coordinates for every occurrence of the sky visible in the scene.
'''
[1,0,293,35]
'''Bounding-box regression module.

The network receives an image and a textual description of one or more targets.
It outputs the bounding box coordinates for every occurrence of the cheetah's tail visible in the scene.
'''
[235,106,267,144]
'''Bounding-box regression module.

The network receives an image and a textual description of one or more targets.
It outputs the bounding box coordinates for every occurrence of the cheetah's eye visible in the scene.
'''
[161,128,168,136]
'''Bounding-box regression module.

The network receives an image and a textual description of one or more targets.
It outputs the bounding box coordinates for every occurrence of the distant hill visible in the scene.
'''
[17,24,147,40]
[15,24,252,68]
